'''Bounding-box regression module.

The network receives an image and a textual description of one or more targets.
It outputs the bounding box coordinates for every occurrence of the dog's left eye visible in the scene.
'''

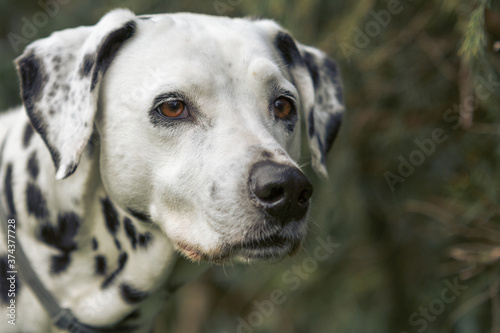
[273,97,295,120]
[158,100,189,119]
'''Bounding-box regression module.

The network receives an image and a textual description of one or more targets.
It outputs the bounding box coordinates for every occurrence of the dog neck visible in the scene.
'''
[2,113,183,329]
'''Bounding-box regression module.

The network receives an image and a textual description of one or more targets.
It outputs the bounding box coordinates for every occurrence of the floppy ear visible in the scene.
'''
[272,29,345,178]
[16,9,137,180]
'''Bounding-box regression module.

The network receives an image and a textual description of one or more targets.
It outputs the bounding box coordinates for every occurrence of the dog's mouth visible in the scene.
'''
[232,234,302,262]
[175,233,302,264]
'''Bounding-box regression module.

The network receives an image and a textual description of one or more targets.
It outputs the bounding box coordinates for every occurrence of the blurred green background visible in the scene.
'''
[1,0,500,332]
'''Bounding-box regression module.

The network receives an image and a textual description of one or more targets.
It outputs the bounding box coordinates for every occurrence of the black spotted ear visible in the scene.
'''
[298,44,344,178]
[269,26,344,178]
[16,9,137,180]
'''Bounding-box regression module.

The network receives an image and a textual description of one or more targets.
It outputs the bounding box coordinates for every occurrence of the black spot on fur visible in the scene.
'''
[17,52,63,172]
[52,55,62,64]
[91,21,136,91]
[138,16,152,20]
[323,58,343,104]
[0,256,21,304]
[123,217,153,250]
[23,123,35,148]
[40,213,80,252]
[114,238,122,250]
[303,52,320,90]
[127,208,152,224]
[80,54,95,77]
[27,152,39,180]
[120,283,148,304]
[17,51,47,116]
[26,182,49,220]
[316,134,326,166]
[118,252,128,268]
[324,113,343,154]
[308,108,315,138]
[4,164,16,219]
[101,197,120,235]
[101,252,128,289]
[138,232,153,249]
[95,255,107,276]
[124,218,137,250]
[92,238,98,251]
[51,253,71,274]
[275,31,302,67]
[40,213,80,274]
[323,58,339,82]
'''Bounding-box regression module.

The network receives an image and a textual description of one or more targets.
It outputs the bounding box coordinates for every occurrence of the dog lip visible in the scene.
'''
[233,236,302,261]
[175,232,302,264]
[237,234,288,250]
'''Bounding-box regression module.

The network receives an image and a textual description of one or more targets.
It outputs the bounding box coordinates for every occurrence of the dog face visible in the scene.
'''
[16,10,344,264]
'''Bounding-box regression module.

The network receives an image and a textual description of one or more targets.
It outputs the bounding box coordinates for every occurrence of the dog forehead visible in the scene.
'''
[106,14,290,110]
[146,15,281,66]
[142,12,268,36]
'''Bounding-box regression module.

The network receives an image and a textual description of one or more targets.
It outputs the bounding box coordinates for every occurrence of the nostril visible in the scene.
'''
[261,185,285,204]
[297,187,313,206]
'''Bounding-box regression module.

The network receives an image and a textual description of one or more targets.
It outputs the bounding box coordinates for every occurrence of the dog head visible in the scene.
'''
[16,9,344,263]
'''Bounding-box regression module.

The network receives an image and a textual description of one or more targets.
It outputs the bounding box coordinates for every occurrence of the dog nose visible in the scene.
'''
[249,161,313,224]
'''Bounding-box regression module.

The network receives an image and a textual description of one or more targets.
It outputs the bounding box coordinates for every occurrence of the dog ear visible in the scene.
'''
[16,9,137,180]
[271,28,345,178]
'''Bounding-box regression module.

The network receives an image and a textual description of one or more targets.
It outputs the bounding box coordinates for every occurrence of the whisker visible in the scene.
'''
[299,160,312,169]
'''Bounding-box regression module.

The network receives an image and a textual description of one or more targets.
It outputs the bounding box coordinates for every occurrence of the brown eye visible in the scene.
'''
[159,100,188,118]
[273,97,294,119]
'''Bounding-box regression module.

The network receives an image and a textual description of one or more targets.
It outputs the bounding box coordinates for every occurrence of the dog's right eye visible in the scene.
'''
[273,97,295,120]
[158,100,189,119]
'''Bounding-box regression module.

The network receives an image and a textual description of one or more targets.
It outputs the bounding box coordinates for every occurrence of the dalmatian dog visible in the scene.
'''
[0,8,344,333]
